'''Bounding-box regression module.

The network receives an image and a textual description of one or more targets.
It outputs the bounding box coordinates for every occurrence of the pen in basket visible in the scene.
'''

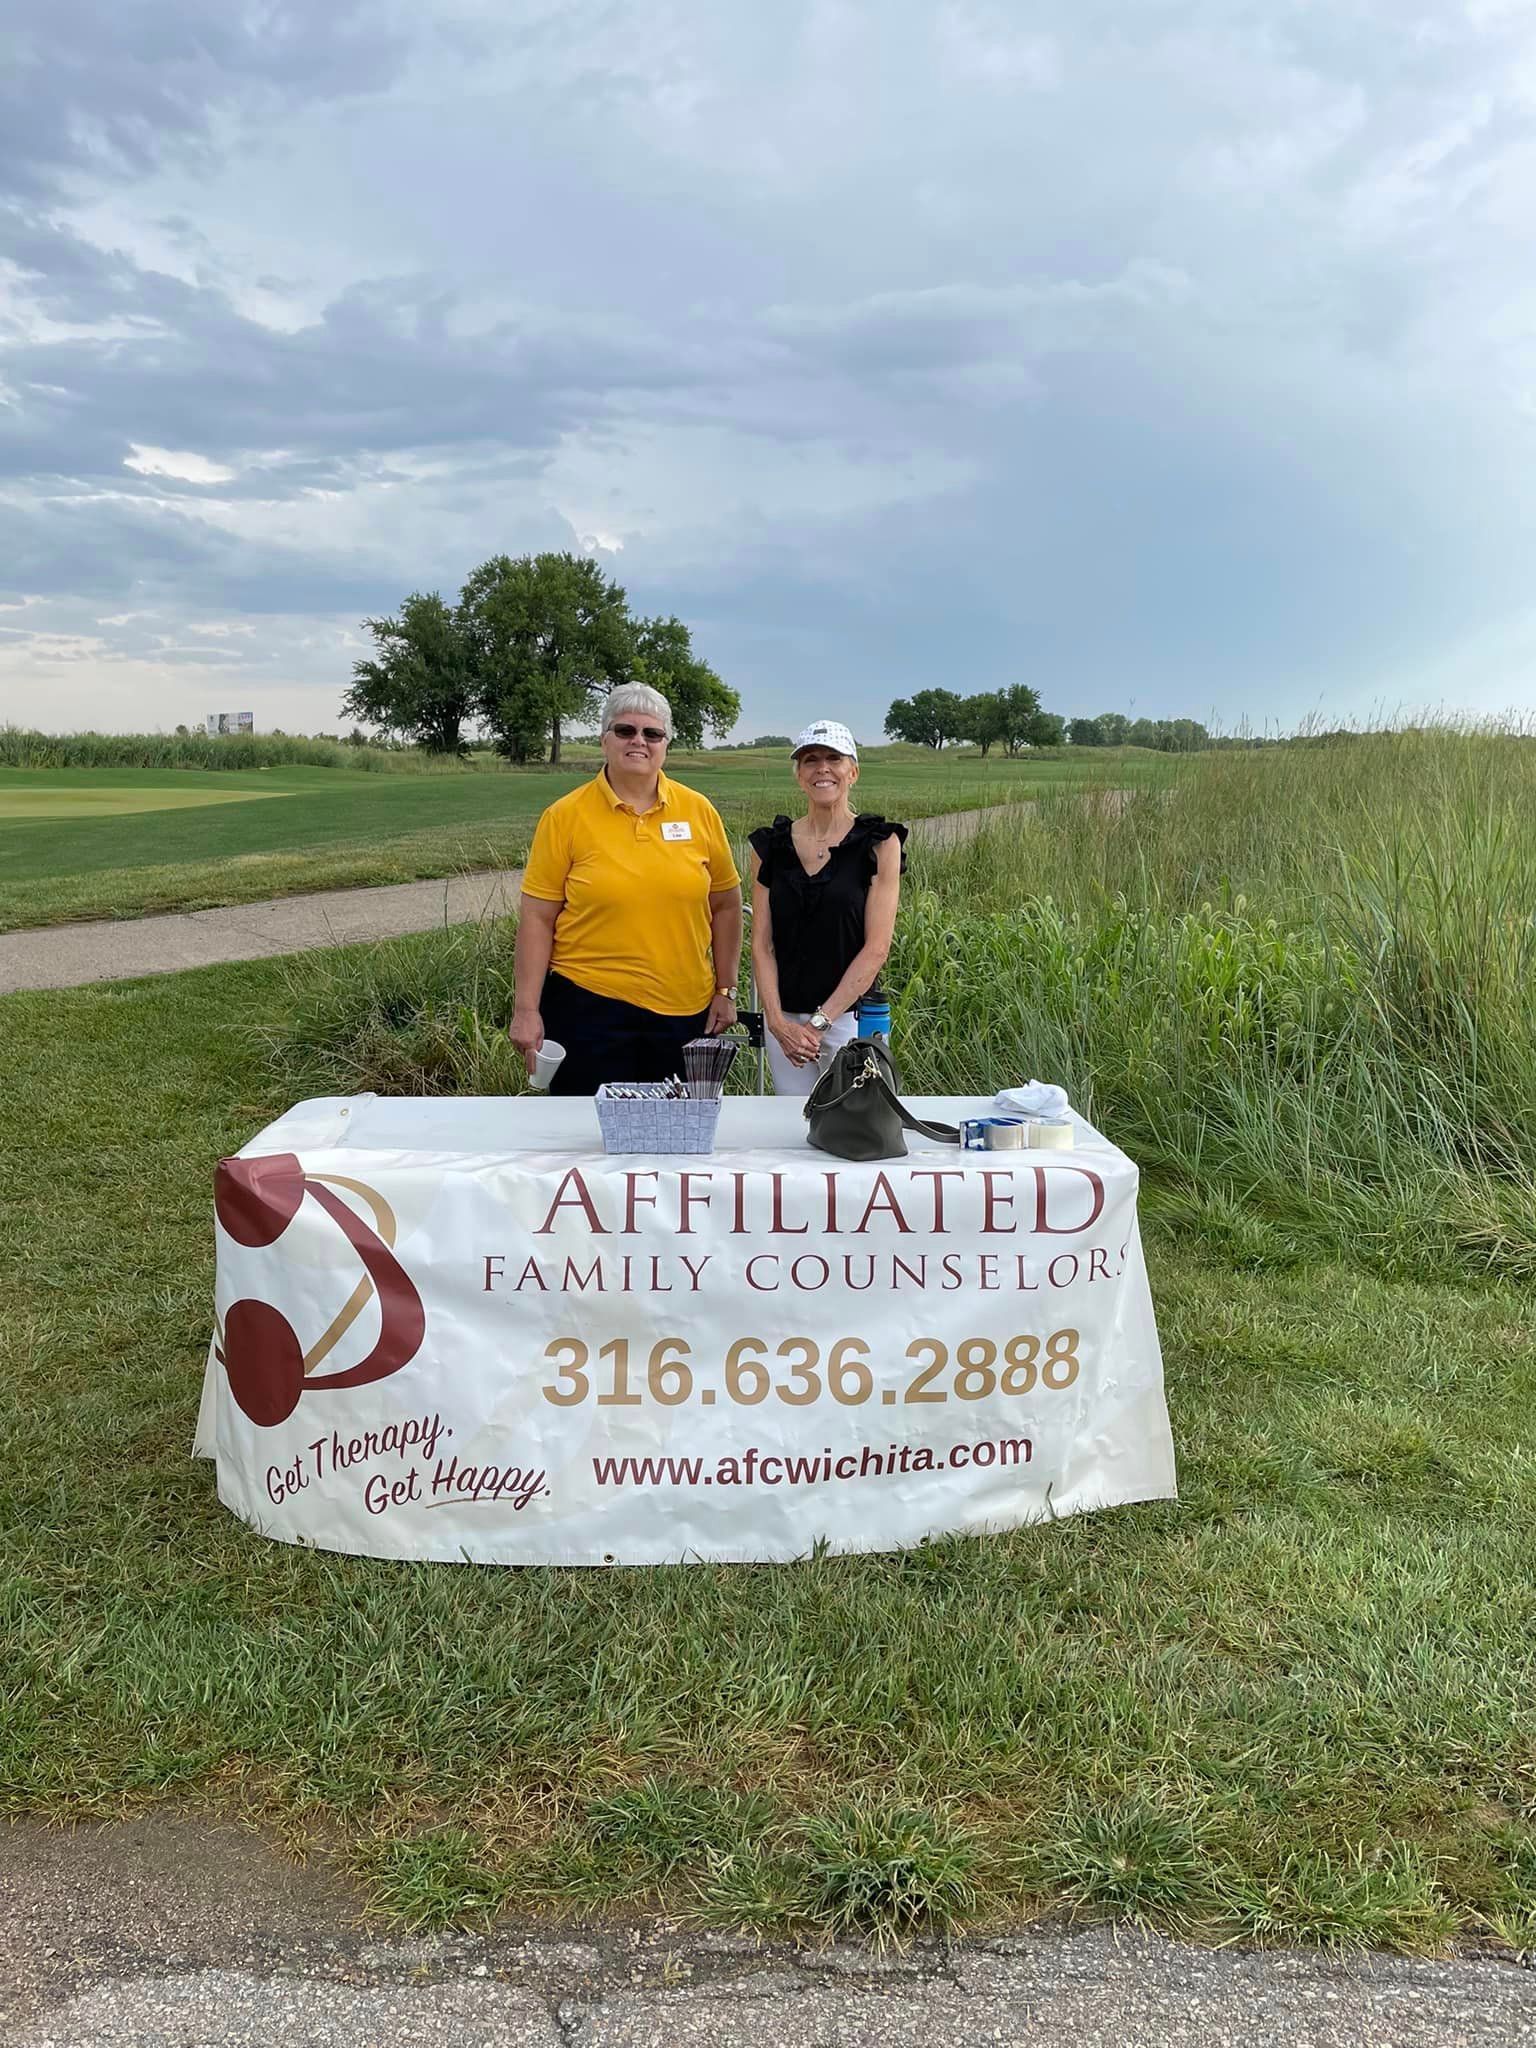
[682,1037,740,1100]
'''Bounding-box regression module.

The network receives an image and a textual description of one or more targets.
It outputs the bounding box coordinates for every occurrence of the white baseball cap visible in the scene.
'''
[791,720,858,761]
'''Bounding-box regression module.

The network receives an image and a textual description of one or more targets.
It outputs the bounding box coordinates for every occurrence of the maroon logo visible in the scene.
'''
[214,1153,425,1429]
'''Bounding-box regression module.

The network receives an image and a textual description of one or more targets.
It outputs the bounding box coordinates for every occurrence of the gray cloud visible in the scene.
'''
[4,0,1536,735]
[1,2,405,199]
[1,257,705,491]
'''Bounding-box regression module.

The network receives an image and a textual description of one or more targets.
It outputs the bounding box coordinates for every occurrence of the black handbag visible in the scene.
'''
[804,1038,960,1161]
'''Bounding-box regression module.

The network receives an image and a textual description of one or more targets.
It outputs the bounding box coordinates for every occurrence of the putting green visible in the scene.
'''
[0,786,290,821]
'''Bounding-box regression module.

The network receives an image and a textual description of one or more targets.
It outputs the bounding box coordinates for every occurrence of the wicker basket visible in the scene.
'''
[595,1085,722,1155]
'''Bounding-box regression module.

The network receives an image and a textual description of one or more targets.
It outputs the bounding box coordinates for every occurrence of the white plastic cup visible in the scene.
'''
[529,1039,566,1092]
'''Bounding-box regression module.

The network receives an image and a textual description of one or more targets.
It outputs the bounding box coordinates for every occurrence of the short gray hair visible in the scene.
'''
[600,684,673,739]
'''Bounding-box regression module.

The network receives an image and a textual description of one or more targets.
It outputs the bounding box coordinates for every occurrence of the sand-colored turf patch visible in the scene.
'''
[0,786,290,821]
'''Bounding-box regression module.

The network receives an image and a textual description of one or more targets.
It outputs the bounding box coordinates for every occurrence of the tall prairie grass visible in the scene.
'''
[272,729,1536,1280]
[892,728,1536,1276]
[940,723,1536,923]
[0,727,486,773]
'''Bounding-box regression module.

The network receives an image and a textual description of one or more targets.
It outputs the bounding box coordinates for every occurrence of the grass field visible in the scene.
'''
[0,749,1140,932]
[3,728,1534,1951]
[0,783,291,821]
[3,950,1532,1951]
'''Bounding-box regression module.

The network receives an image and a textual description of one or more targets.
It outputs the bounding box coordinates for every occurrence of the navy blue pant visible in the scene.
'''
[539,971,710,1097]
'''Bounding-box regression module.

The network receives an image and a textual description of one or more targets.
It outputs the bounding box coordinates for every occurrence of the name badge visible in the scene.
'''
[660,821,693,841]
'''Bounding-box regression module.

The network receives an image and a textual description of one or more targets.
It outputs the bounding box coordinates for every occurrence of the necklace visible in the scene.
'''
[795,817,850,870]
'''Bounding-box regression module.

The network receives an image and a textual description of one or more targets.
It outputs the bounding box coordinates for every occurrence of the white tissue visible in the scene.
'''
[995,1080,1070,1118]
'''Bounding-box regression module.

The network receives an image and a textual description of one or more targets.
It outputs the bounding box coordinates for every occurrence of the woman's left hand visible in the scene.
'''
[706,990,738,1035]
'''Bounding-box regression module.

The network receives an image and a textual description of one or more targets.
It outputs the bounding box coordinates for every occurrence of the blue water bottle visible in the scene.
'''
[856,988,892,1042]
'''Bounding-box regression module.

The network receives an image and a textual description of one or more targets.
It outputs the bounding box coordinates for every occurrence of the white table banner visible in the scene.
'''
[195,1095,1176,1564]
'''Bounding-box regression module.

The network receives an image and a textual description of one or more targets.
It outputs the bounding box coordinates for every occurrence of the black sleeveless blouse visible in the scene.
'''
[746,814,908,1014]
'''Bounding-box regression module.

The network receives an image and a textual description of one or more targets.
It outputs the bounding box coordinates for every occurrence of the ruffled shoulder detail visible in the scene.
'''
[852,814,909,873]
[747,814,795,879]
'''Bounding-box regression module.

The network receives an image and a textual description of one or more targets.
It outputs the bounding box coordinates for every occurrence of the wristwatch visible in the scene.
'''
[810,1010,831,1032]
[717,987,737,1002]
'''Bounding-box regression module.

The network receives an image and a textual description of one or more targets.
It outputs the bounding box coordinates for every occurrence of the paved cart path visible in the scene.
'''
[0,805,1026,995]
[2,1817,1532,2048]
[0,869,527,995]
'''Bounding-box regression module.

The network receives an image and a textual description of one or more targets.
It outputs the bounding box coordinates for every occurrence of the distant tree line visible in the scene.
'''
[885,686,1061,754]
[1067,714,1212,752]
[341,552,740,761]
[885,689,1213,754]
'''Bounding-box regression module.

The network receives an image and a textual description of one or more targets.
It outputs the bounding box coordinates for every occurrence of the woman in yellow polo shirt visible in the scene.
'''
[510,685,743,1095]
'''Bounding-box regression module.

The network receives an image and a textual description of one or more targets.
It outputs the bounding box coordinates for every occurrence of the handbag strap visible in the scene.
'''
[871,1069,961,1144]
[807,1050,961,1144]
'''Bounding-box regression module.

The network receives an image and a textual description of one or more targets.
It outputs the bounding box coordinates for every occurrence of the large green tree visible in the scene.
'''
[1025,710,1067,748]
[631,615,741,749]
[958,691,1009,756]
[1163,717,1212,752]
[1126,716,1212,753]
[341,592,475,753]
[999,683,1043,755]
[459,552,632,764]
[885,688,967,749]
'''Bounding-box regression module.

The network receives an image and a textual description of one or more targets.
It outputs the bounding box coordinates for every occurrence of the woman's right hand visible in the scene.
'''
[770,1016,824,1068]
[508,1006,544,1074]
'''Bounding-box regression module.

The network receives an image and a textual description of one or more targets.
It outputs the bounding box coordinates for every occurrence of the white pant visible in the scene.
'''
[765,1010,858,1096]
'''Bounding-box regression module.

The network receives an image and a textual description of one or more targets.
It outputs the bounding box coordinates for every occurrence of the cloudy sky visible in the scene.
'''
[4,0,1536,741]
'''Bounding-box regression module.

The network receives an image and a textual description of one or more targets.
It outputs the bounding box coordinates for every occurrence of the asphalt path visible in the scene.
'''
[3,1817,1531,2047]
[0,805,1033,996]
[0,869,525,995]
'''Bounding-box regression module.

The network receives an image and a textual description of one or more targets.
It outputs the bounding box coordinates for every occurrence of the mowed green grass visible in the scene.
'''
[3,954,1533,1950]
[0,782,289,821]
[0,763,571,869]
[0,750,1141,932]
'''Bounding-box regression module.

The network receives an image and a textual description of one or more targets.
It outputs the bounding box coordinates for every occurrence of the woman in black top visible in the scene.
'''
[747,720,906,1096]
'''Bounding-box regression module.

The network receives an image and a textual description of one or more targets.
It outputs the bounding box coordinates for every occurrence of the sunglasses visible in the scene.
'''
[608,723,669,743]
